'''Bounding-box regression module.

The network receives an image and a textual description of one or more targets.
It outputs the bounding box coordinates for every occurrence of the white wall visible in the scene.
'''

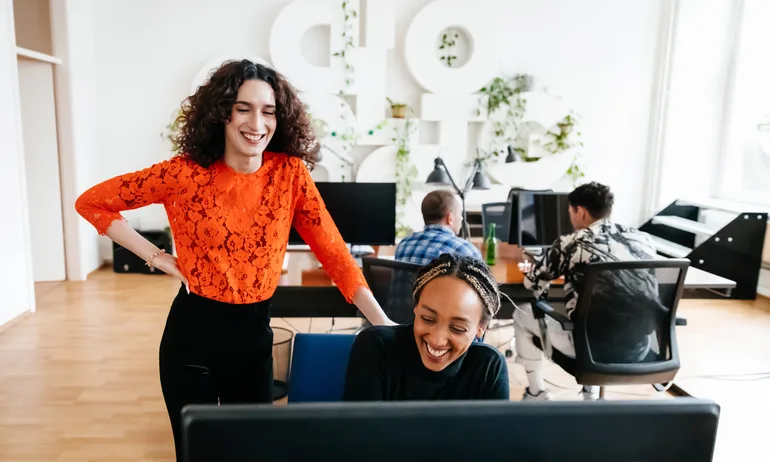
[86,0,666,260]
[0,0,36,326]
[18,58,67,282]
[491,0,664,226]
[51,0,102,280]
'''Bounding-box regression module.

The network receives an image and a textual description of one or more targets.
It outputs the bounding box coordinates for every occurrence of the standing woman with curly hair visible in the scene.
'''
[75,59,394,459]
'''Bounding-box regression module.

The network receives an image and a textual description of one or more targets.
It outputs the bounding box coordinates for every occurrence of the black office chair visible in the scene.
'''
[481,202,511,242]
[531,259,690,398]
[362,257,422,325]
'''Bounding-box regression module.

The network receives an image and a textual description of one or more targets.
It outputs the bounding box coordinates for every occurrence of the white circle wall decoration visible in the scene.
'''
[404,0,499,94]
[190,55,271,95]
[479,91,571,156]
[356,145,437,184]
[478,90,578,190]
[309,150,353,183]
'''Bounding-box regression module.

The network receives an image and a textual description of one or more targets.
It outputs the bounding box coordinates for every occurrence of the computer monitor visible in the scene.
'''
[509,191,573,246]
[182,399,720,462]
[288,182,396,246]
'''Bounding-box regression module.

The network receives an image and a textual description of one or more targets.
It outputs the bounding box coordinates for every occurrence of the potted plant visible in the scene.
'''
[387,97,408,119]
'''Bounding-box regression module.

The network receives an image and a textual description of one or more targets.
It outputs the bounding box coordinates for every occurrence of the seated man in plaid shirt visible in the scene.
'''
[395,190,482,265]
[365,190,480,326]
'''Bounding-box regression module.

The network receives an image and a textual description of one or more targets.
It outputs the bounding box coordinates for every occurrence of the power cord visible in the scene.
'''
[677,372,770,382]
[543,372,770,398]
[280,317,301,333]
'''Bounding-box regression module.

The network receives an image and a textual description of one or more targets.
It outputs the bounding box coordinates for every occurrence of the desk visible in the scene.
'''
[273,246,737,318]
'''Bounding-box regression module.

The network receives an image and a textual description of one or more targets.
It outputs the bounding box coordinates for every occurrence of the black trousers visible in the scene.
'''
[159,285,274,461]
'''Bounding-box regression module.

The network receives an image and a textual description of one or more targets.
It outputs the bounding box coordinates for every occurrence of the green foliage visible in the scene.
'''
[476,74,529,159]
[477,74,586,185]
[540,111,586,185]
[438,28,459,67]
[332,1,357,96]
[392,117,418,238]
[162,108,183,154]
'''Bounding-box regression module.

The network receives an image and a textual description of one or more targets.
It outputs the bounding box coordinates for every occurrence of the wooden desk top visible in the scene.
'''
[372,244,564,286]
[284,242,734,290]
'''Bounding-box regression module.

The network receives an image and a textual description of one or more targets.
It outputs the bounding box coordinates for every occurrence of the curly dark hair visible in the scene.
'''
[172,59,320,168]
[567,181,614,219]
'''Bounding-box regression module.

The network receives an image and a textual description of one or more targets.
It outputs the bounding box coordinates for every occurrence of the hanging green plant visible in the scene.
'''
[391,113,418,238]
[476,74,530,160]
[478,74,586,184]
[540,111,586,185]
[438,28,459,68]
[332,1,357,96]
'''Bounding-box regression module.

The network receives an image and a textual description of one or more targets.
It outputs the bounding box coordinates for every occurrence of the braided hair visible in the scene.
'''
[412,254,501,323]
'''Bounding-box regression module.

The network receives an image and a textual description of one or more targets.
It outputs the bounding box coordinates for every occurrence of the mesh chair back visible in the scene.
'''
[481,202,511,242]
[573,259,688,370]
[362,257,422,324]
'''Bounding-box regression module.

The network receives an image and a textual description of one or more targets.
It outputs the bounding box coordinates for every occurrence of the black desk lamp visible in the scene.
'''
[425,149,491,239]
[505,145,522,163]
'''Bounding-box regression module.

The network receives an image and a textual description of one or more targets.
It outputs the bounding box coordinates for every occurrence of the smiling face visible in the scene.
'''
[413,275,487,372]
[223,79,277,163]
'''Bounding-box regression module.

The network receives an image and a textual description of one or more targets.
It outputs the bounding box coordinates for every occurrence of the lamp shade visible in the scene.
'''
[505,145,522,163]
[471,161,491,190]
[425,158,451,185]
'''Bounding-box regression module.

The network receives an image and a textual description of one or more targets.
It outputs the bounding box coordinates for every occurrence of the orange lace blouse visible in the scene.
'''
[75,152,368,304]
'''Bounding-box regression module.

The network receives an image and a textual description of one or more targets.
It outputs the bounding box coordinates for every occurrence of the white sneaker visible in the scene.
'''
[581,386,600,401]
[522,388,552,401]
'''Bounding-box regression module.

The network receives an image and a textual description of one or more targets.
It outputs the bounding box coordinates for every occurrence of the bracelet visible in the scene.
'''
[145,249,166,268]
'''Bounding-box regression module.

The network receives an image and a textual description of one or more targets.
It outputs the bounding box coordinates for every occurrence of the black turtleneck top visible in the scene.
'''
[343,325,510,401]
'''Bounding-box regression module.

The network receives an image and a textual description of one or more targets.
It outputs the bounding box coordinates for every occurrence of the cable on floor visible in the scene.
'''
[280,318,301,333]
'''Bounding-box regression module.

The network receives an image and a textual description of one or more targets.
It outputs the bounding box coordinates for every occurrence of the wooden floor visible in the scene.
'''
[0,269,768,461]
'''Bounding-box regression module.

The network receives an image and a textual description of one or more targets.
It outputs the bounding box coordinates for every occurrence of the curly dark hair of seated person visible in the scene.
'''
[412,254,501,323]
[567,181,614,219]
[171,59,320,168]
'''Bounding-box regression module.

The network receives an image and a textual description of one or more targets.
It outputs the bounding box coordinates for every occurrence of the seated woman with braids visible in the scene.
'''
[343,254,510,401]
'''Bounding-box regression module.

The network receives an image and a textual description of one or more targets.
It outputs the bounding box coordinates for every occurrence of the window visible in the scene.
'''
[717,0,770,205]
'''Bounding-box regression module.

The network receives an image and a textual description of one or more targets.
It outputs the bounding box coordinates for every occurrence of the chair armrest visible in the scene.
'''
[532,300,574,331]
[675,317,687,326]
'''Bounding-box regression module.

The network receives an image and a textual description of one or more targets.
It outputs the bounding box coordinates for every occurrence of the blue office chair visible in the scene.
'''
[287,333,357,403]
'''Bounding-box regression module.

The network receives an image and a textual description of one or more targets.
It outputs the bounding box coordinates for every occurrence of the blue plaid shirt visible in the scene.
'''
[394,225,482,266]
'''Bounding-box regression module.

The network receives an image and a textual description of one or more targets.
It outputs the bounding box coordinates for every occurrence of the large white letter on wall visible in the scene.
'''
[404,0,498,94]
[269,0,359,94]
[404,0,500,176]
[356,0,395,144]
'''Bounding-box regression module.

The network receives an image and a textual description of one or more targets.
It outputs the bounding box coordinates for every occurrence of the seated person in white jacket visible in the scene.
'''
[506,182,657,401]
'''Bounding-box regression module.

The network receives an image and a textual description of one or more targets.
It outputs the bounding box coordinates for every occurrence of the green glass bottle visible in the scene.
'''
[485,223,498,266]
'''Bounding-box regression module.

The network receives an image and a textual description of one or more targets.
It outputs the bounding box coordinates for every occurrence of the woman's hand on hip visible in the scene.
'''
[153,253,190,292]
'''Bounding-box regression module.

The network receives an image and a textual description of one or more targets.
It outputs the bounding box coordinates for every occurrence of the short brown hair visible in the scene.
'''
[421,190,458,225]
